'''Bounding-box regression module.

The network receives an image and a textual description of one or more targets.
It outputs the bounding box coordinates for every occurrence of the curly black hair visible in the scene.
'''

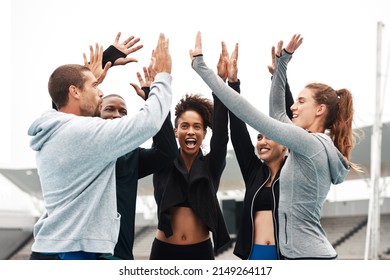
[174,94,213,130]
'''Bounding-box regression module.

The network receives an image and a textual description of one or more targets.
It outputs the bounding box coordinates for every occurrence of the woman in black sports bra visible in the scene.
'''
[227,43,292,260]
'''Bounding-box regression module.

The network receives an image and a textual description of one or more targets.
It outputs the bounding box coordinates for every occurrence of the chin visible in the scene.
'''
[182,147,199,156]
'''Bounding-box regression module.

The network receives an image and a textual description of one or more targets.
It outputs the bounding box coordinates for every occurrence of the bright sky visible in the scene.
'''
[1,0,390,169]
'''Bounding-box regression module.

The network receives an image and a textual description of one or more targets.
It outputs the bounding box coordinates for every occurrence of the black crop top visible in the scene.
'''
[175,199,190,208]
[254,186,273,211]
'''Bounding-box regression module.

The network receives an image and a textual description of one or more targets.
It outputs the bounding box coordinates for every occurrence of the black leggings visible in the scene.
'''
[149,238,214,260]
[29,252,60,260]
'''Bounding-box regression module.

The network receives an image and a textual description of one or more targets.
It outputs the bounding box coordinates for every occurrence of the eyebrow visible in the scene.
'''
[103,105,127,110]
[180,121,203,126]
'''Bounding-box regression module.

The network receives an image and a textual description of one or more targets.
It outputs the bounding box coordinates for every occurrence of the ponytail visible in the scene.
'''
[306,83,362,172]
[330,89,361,171]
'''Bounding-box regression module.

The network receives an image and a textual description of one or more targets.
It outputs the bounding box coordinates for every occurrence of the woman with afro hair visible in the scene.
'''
[150,89,231,259]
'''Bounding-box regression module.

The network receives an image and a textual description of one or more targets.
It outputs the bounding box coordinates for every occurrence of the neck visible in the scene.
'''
[306,119,326,133]
[265,157,285,182]
[179,149,199,172]
[60,103,81,116]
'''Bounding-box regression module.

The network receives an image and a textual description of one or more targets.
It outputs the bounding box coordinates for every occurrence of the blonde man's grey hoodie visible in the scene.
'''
[28,73,172,256]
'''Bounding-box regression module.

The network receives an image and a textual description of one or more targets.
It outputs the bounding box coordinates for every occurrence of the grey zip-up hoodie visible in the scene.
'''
[28,73,172,255]
[191,54,349,259]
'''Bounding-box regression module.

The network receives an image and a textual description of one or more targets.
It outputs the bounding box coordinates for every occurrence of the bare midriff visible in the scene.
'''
[253,210,275,245]
[156,206,210,244]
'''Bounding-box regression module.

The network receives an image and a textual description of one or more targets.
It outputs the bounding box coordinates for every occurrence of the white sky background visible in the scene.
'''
[1,0,390,170]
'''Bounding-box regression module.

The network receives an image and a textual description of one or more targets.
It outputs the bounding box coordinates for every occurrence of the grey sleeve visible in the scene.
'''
[82,73,173,163]
[269,50,293,124]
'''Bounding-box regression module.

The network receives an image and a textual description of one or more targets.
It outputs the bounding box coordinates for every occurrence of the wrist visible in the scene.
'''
[228,79,240,85]
[228,77,238,83]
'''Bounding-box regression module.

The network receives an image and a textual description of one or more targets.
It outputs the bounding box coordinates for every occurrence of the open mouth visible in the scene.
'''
[259,148,270,154]
[185,138,197,148]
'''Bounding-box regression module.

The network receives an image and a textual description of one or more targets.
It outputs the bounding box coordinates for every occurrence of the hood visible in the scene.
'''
[28,110,74,151]
[313,133,350,185]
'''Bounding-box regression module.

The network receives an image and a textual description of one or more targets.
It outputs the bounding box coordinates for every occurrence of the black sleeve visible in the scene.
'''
[137,112,178,178]
[102,45,126,68]
[209,90,229,190]
[285,79,294,120]
[142,87,150,99]
[137,87,177,178]
[228,81,263,186]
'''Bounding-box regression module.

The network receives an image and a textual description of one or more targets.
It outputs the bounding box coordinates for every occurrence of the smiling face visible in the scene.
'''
[100,95,127,119]
[174,110,206,158]
[290,87,325,131]
[256,134,285,164]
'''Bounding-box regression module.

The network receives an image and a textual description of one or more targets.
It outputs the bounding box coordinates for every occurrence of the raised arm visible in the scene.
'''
[129,62,177,178]
[269,34,303,123]
[208,41,233,185]
[190,32,322,158]
[267,43,294,120]
[96,33,172,162]
[130,54,156,100]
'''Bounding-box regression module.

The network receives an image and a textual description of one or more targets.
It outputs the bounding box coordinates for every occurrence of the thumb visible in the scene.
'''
[129,83,140,90]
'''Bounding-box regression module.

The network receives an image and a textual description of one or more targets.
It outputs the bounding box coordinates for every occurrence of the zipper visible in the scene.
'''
[271,177,281,259]
[247,170,270,259]
[284,213,288,244]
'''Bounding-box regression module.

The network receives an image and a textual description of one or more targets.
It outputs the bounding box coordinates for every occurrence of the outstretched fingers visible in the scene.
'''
[189,31,202,59]
[285,34,303,54]
[276,40,283,57]
[152,33,171,74]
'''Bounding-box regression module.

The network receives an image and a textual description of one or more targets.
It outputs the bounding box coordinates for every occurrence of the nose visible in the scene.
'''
[290,101,297,112]
[187,126,195,135]
[98,88,104,98]
[259,138,267,146]
[112,110,121,119]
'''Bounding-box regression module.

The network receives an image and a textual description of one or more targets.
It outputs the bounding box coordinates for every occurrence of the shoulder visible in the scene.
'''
[312,133,333,145]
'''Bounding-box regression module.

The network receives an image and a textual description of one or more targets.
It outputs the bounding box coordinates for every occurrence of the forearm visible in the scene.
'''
[151,112,178,160]
[269,50,292,123]
[285,80,294,120]
[191,55,320,156]
[209,93,229,182]
[192,56,272,137]
[99,73,173,162]
[226,80,259,178]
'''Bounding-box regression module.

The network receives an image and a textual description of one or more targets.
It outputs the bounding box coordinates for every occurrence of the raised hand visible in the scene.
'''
[83,43,111,84]
[217,41,238,82]
[217,42,228,81]
[152,33,171,74]
[189,31,202,59]
[285,34,303,54]
[111,32,144,66]
[267,45,276,74]
[227,43,238,83]
[130,61,156,100]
